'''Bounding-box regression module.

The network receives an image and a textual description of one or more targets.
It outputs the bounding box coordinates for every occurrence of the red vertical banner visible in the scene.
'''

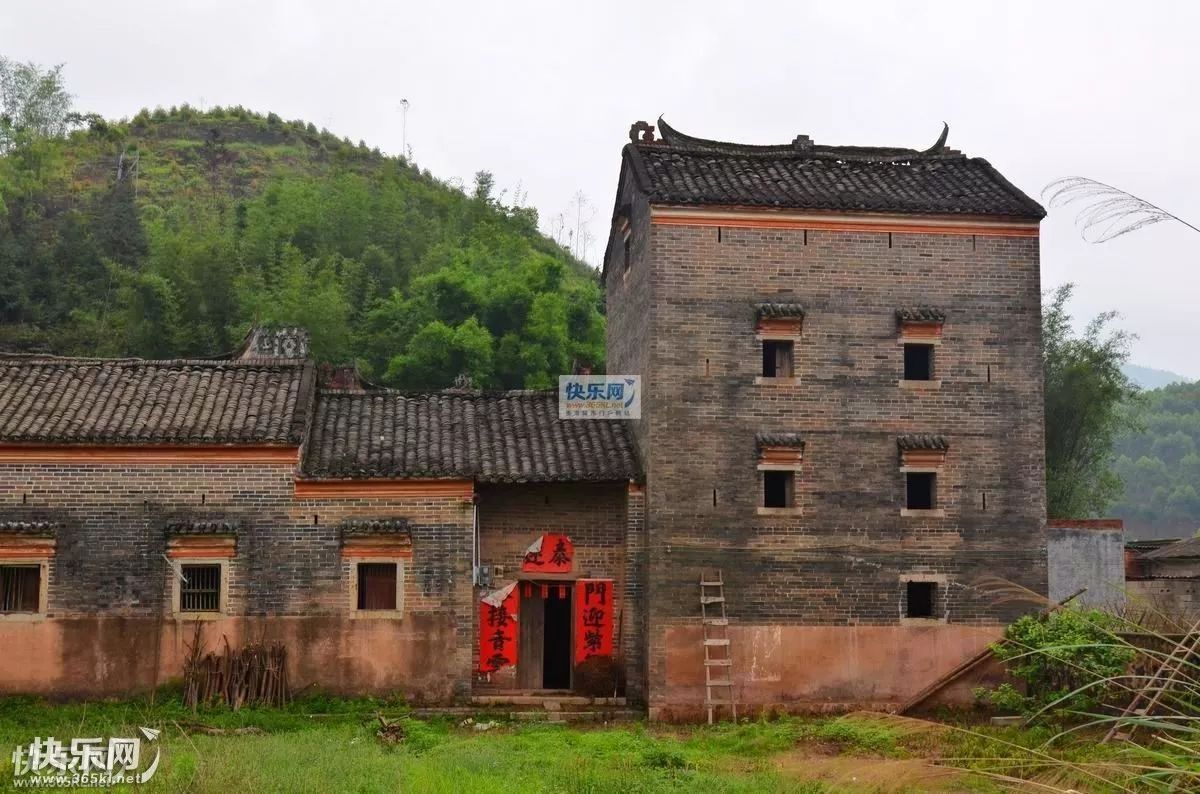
[479,583,519,673]
[574,578,615,664]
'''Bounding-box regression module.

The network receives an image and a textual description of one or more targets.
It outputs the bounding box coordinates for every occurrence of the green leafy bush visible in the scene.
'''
[979,607,1134,719]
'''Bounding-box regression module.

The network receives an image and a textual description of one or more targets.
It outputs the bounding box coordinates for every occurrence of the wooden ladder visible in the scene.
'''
[700,569,737,725]
[1103,617,1200,743]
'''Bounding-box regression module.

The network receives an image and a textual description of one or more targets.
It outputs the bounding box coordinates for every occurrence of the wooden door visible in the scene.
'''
[517,584,544,689]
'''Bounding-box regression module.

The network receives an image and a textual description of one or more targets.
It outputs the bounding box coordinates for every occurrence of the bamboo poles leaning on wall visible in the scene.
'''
[182,623,291,710]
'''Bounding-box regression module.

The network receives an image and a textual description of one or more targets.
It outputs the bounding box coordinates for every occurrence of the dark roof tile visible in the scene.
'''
[896,307,947,323]
[755,302,805,319]
[897,434,950,451]
[626,118,1045,219]
[303,390,641,483]
[0,358,310,445]
[1143,537,1200,559]
[756,433,805,449]
[341,518,411,537]
[0,521,56,537]
[165,520,240,536]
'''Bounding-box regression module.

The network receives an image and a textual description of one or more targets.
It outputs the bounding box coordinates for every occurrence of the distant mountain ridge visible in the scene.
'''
[1123,364,1193,390]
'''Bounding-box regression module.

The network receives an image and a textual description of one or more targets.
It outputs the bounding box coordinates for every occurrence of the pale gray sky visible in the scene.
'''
[4,1,1197,376]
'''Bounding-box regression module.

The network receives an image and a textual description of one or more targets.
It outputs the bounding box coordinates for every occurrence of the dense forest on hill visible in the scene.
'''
[1112,382,1200,538]
[0,95,605,389]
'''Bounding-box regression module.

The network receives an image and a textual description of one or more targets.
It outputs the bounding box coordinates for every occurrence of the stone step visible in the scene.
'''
[470,694,626,707]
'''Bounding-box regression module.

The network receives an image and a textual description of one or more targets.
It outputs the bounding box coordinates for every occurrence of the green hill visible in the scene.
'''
[0,104,604,389]
[1112,382,1200,538]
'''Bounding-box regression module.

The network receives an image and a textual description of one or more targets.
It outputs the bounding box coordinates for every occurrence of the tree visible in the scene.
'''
[1043,284,1139,518]
[0,58,74,153]
[385,318,494,389]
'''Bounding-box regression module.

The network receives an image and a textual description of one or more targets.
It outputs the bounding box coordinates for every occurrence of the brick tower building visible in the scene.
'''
[605,119,1047,717]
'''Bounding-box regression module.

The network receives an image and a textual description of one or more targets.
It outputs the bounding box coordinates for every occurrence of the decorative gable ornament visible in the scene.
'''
[241,326,310,360]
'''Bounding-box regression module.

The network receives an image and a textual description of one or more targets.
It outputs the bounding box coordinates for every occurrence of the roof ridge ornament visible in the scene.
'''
[921,122,950,154]
[629,121,656,144]
[240,326,310,360]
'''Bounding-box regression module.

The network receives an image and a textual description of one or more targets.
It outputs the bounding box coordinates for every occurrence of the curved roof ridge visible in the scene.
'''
[653,116,959,162]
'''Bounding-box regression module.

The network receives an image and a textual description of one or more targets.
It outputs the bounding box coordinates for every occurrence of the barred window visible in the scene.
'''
[0,565,40,613]
[180,564,222,612]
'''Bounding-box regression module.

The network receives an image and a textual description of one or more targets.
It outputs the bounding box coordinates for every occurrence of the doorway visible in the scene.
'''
[517,581,573,690]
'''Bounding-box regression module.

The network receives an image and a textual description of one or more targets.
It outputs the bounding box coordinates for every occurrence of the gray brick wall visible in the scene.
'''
[607,212,1048,698]
[0,461,475,697]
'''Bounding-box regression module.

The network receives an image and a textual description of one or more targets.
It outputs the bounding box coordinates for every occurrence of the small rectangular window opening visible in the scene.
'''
[903,343,934,381]
[0,565,40,613]
[357,563,398,610]
[906,472,936,510]
[179,564,221,612]
[763,470,794,508]
[906,581,936,618]
[622,235,632,274]
[762,340,794,378]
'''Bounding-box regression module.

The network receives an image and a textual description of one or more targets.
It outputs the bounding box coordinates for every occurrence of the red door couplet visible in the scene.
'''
[574,578,615,664]
[479,582,519,673]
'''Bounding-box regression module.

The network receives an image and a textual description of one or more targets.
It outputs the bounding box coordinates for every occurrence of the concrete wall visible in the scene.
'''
[1047,521,1126,608]
[0,615,460,700]
[1127,577,1200,620]
[653,622,1005,719]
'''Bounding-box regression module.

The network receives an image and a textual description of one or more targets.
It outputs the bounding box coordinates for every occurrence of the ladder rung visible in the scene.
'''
[700,596,725,604]
[704,638,730,646]
[706,679,733,687]
[703,618,728,625]
[705,699,735,705]
[700,580,723,587]
[705,659,732,666]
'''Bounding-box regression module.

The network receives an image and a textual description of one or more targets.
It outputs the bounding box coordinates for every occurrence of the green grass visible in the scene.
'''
[0,696,1145,793]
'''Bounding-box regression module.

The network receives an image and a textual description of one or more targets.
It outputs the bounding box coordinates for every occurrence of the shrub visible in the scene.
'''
[979,607,1135,719]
